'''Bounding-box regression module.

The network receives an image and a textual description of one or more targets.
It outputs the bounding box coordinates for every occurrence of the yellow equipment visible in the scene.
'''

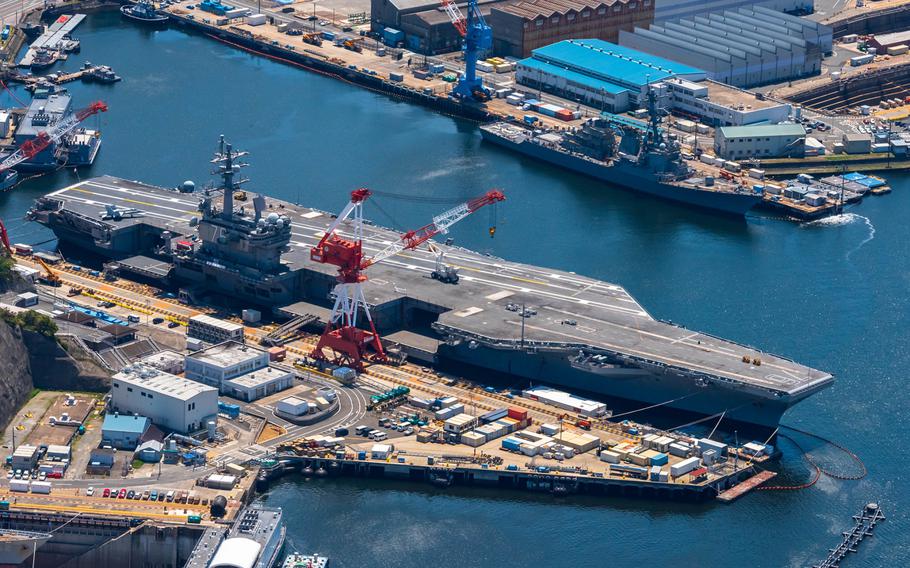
[36,257,61,286]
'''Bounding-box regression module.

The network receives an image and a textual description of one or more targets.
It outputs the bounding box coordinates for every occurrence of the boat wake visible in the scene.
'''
[805,213,876,259]
[417,157,478,181]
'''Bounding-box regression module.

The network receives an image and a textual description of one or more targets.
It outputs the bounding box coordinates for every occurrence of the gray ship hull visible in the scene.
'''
[439,342,796,428]
[480,126,762,216]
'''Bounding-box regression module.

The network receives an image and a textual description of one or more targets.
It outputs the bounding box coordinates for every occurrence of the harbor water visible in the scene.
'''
[0,11,906,566]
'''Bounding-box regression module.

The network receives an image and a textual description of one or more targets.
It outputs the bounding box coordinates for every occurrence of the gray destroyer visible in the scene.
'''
[26,137,832,428]
[480,92,762,216]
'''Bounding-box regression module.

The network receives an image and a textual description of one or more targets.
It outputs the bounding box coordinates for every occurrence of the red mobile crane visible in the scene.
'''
[310,188,505,370]
[0,100,108,177]
[0,101,108,262]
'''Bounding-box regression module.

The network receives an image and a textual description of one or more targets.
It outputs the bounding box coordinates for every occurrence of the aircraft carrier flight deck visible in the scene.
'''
[28,175,834,427]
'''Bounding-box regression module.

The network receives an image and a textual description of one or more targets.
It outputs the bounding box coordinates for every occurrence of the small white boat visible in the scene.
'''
[282,552,329,568]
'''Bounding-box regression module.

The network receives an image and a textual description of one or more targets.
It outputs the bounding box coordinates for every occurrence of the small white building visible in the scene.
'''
[443,413,478,434]
[187,314,244,345]
[523,386,609,417]
[185,341,293,402]
[662,78,792,127]
[111,364,218,434]
[276,396,310,417]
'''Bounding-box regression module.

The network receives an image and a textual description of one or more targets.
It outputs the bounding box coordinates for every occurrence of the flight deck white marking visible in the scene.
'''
[485,290,513,301]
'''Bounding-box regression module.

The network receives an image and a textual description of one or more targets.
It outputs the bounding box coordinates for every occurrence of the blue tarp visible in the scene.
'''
[842,172,867,182]
[856,177,886,188]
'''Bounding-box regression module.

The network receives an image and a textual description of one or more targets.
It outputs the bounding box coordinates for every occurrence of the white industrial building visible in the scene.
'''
[653,0,811,23]
[715,123,806,159]
[185,341,294,402]
[523,386,609,417]
[662,78,792,126]
[620,5,832,88]
[187,314,245,345]
[111,364,218,434]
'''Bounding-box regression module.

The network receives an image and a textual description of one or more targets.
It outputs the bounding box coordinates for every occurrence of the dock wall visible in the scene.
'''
[258,455,753,502]
[169,16,493,124]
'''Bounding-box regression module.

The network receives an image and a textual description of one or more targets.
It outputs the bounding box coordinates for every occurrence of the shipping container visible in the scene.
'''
[321,31,335,41]
[501,437,522,452]
[555,109,574,121]
[507,408,528,421]
[598,450,620,463]
[389,72,404,82]
[267,346,286,362]
[480,408,508,423]
[247,13,266,25]
[676,119,696,132]
[9,479,29,492]
[671,456,700,477]
[850,54,874,66]
[668,442,690,457]
[12,244,32,255]
[242,309,261,323]
[650,452,669,466]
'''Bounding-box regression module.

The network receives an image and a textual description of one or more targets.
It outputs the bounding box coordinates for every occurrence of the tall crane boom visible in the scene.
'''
[0,100,108,174]
[364,189,504,268]
[440,0,492,100]
[309,187,506,370]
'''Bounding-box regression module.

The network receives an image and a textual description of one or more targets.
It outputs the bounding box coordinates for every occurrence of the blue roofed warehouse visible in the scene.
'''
[515,39,706,113]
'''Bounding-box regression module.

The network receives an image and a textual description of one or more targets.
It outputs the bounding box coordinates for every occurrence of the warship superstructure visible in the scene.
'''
[480,90,763,215]
[26,137,833,428]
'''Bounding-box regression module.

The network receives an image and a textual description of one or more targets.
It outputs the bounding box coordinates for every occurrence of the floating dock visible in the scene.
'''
[716,470,777,502]
[257,453,768,501]
[18,14,85,67]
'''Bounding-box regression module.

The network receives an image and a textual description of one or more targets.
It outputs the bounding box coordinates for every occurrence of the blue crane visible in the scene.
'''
[441,0,492,100]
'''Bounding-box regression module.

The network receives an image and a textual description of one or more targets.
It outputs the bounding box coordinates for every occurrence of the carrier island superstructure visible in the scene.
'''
[25,139,833,428]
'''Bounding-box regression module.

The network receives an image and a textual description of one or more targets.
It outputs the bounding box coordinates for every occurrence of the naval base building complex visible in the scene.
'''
[184,341,294,402]
[111,364,219,434]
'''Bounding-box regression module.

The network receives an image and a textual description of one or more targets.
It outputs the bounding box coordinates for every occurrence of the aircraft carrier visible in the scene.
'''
[25,138,834,428]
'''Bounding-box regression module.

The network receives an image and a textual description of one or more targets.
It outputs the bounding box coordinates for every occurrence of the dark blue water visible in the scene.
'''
[4,12,906,566]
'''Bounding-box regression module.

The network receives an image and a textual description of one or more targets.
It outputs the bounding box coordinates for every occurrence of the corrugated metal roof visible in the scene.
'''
[530,39,704,87]
[719,124,806,138]
[873,29,910,47]
[102,414,150,434]
[497,0,632,20]
[518,56,630,94]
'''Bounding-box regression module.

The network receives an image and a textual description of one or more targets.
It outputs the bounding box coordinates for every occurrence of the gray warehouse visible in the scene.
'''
[619,5,832,88]
[652,0,811,23]
[715,123,806,159]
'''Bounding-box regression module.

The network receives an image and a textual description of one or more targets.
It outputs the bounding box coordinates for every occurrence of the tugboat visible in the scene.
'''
[120,0,169,25]
[282,553,329,568]
[30,47,57,71]
[81,62,121,84]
